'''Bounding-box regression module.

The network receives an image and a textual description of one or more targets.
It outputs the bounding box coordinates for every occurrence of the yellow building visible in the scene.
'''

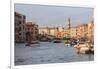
[49,27,56,36]
[39,27,58,36]
[63,27,77,38]
[76,24,88,39]
[39,27,50,35]
[87,21,94,42]
[70,27,77,38]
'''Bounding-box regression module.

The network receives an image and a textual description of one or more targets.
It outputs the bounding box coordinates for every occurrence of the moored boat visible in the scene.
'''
[74,42,94,54]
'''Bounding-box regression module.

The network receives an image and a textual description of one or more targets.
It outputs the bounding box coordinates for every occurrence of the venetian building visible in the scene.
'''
[15,12,26,43]
[39,27,49,36]
[88,20,94,43]
[70,27,77,38]
[49,27,56,36]
[25,22,39,42]
[76,24,88,39]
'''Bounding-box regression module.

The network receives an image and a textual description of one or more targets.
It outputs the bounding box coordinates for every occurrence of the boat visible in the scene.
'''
[64,38,77,47]
[64,41,71,47]
[65,44,70,47]
[74,42,94,54]
[25,40,40,47]
[53,38,62,43]
[53,40,61,43]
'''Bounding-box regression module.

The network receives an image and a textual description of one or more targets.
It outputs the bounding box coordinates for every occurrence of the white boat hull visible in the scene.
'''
[74,44,94,54]
[30,44,40,47]
[65,44,70,47]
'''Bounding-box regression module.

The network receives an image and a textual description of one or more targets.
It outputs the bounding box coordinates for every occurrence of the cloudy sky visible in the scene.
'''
[15,3,93,27]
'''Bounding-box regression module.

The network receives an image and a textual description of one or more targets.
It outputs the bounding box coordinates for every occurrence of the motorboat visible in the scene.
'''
[30,41,40,46]
[53,38,62,43]
[25,40,40,47]
[64,41,71,47]
[53,40,61,43]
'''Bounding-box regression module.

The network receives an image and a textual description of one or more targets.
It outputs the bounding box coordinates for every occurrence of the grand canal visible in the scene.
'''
[15,42,94,65]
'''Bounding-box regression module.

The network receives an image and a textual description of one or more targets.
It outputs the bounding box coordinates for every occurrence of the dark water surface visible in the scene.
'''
[15,42,94,65]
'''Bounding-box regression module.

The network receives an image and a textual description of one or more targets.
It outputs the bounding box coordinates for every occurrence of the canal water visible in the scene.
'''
[15,42,94,65]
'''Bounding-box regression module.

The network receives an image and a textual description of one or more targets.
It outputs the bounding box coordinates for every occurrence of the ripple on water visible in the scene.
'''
[16,58,25,63]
